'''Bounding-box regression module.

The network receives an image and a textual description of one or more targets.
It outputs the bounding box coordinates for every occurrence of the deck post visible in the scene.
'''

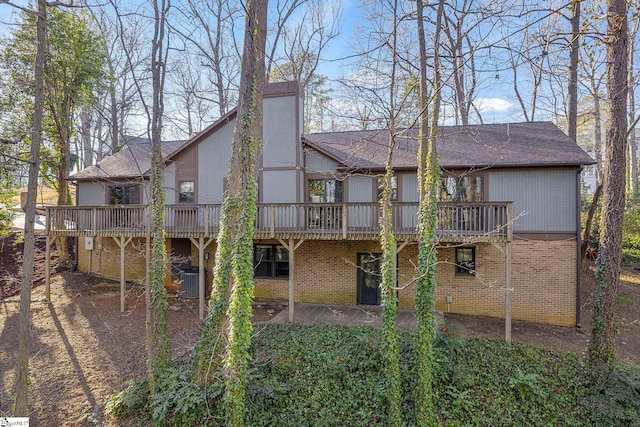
[505,202,513,343]
[288,237,295,322]
[198,237,205,319]
[120,237,126,312]
[342,203,347,239]
[112,236,132,313]
[270,205,276,238]
[45,235,51,301]
[505,240,512,343]
[278,238,304,323]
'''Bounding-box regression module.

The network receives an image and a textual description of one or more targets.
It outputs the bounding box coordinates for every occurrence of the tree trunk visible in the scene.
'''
[15,0,46,415]
[581,183,602,263]
[587,0,628,369]
[378,2,401,424]
[194,1,268,425]
[146,0,171,395]
[414,0,443,424]
[567,0,580,142]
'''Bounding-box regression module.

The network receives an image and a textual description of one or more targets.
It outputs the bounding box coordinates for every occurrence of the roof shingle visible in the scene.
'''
[303,122,595,170]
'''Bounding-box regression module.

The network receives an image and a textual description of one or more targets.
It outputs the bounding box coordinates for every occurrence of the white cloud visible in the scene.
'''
[474,98,513,112]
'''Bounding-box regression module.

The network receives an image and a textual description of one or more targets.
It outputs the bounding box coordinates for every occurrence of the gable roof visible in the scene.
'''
[302,122,595,171]
[71,138,189,180]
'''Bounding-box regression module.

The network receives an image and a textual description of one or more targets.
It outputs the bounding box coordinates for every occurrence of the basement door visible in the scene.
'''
[357,253,381,305]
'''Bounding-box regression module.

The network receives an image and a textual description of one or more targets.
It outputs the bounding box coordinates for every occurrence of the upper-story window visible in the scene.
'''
[309,179,343,203]
[178,181,195,203]
[377,175,398,201]
[108,184,140,205]
[440,175,483,202]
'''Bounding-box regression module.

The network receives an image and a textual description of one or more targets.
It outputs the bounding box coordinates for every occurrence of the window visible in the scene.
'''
[308,179,343,203]
[254,245,289,278]
[377,175,398,201]
[178,181,195,203]
[455,247,475,275]
[108,184,140,205]
[308,179,343,229]
[440,175,483,202]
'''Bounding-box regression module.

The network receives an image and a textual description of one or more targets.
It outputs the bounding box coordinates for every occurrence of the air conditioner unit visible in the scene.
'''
[180,267,206,299]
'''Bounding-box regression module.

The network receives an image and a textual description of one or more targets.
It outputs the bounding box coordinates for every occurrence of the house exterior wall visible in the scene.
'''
[197,118,235,204]
[163,162,176,205]
[306,150,338,174]
[263,95,299,168]
[77,236,148,280]
[77,182,104,205]
[346,175,374,202]
[79,233,577,327]
[488,168,577,232]
[251,239,577,326]
[262,170,298,203]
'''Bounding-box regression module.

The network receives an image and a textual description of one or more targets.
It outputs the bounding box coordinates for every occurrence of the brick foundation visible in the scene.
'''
[77,236,577,326]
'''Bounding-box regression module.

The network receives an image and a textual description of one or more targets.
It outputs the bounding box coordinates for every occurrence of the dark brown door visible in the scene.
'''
[357,253,381,305]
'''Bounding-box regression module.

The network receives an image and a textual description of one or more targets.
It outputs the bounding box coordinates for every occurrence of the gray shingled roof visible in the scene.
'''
[71,139,189,180]
[302,122,595,170]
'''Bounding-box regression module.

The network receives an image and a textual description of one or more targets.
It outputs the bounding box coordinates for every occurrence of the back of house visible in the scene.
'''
[52,81,594,327]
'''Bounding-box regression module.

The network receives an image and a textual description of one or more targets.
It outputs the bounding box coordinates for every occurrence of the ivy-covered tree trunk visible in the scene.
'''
[380,141,402,426]
[194,1,268,425]
[586,0,628,369]
[146,0,171,395]
[378,2,402,425]
[414,0,444,423]
[15,0,46,415]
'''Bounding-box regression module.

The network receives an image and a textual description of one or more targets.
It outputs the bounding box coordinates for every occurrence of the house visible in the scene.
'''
[46,81,594,328]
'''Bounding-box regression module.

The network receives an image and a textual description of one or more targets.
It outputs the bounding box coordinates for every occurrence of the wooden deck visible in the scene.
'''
[46,201,513,243]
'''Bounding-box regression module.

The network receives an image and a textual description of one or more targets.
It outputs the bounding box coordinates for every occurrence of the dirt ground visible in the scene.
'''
[1,231,639,426]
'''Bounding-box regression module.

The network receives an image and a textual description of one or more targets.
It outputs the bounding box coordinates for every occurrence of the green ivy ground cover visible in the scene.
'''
[108,323,640,426]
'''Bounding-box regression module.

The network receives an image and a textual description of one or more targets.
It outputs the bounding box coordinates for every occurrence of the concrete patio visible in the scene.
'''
[269,303,443,329]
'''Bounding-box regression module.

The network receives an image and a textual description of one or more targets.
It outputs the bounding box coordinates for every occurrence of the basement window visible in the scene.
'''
[254,245,289,278]
[455,247,475,276]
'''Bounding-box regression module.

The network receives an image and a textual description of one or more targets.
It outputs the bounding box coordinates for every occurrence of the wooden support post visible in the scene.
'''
[288,238,296,322]
[113,236,132,313]
[505,202,513,343]
[189,236,215,320]
[270,205,276,238]
[198,237,205,319]
[278,238,304,323]
[505,240,512,343]
[120,237,126,313]
[45,235,51,301]
[342,203,347,239]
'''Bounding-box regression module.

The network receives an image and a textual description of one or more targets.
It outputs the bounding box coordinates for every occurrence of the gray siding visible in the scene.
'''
[401,173,419,202]
[163,162,176,205]
[77,182,104,206]
[347,175,373,202]
[262,170,298,203]
[263,96,298,168]
[489,169,577,232]
[347,175,374,228]
[306,150,338,173]
[197,119,235,204]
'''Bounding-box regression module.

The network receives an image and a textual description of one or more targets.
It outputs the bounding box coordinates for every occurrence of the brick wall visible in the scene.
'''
[77,236,577,326]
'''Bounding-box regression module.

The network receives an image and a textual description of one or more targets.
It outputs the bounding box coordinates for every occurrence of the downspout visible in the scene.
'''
[576,167,583,328]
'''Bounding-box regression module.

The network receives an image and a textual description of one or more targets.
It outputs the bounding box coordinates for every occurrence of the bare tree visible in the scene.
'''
[194,1,268,424]
[415,0,443,423]
[171,0,243,117]
[587,0,628,368]
[14,0,46,415]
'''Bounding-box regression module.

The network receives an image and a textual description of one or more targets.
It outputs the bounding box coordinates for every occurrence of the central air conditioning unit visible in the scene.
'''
[180,267,206,299]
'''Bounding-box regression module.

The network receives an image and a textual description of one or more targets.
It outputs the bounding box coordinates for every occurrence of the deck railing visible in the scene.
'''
[47,201,512,242]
